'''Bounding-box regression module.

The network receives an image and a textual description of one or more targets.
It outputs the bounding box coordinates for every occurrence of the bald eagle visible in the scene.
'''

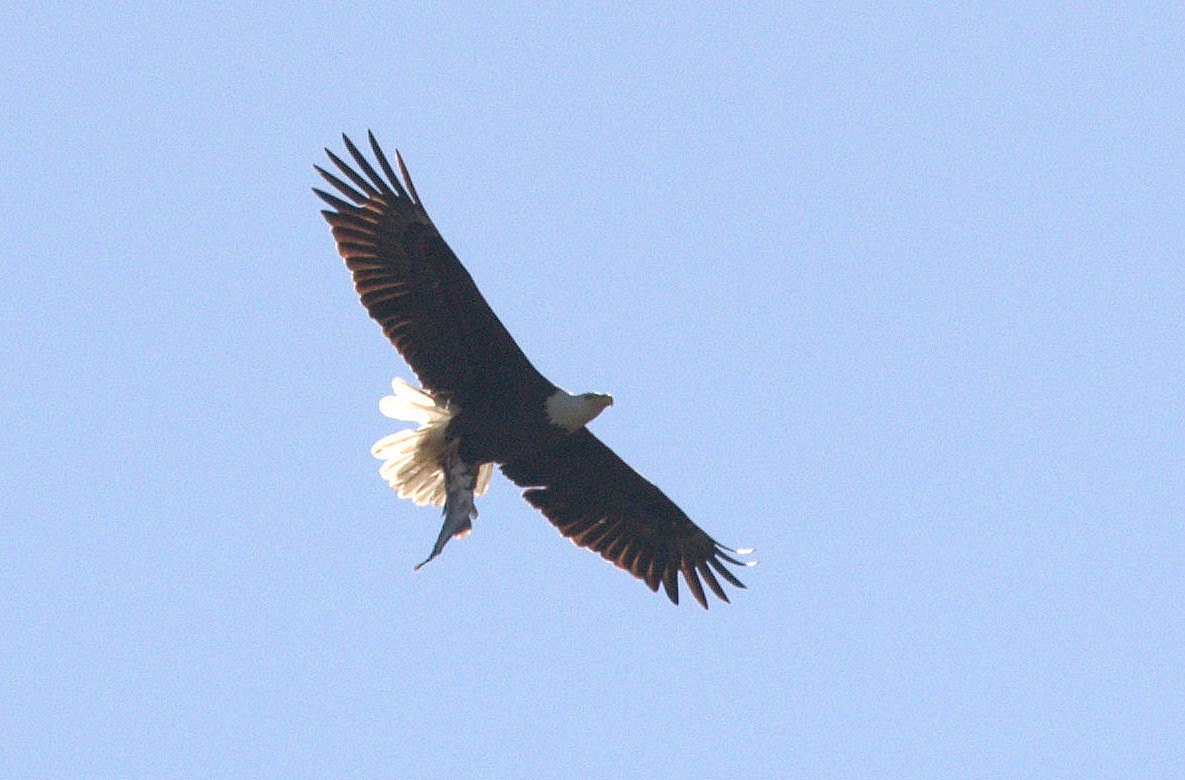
[314,133,753,607]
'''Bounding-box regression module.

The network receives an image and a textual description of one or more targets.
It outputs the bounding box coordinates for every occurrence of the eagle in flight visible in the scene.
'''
[314,133,753,607]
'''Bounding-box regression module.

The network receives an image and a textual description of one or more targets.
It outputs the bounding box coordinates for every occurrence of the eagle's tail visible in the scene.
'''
[370,378,492,506]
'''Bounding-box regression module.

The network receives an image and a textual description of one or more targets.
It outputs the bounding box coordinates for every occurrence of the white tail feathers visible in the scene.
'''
[370,378,492,506]
[377,378,438,425]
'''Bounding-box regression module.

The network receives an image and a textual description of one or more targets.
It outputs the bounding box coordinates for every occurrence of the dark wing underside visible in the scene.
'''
[501,429,752,608]
[314,133,547,406]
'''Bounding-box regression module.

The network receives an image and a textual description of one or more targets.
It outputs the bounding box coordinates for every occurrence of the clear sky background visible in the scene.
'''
[3,3,1182,777]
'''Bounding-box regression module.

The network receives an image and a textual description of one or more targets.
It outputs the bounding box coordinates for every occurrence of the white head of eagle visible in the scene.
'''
[315,132,753,608]
[546,390,614,432]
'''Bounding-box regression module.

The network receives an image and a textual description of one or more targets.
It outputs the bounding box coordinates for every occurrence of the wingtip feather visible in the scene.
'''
[367,131,411,201]
[395,149,422,206]
[697,561,730,603]
[682,562,709,609]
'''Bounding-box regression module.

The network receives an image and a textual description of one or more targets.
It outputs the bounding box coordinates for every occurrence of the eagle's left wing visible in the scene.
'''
[501,429,753,608]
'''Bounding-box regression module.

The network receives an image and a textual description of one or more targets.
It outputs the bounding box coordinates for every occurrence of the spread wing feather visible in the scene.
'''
[501,429,752,608]
[314,133,546,406]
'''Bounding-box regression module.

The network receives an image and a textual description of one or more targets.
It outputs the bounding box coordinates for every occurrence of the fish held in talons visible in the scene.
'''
[414,453,479,570]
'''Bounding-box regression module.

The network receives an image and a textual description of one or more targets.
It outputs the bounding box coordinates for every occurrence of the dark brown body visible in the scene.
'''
[315,133,752,607]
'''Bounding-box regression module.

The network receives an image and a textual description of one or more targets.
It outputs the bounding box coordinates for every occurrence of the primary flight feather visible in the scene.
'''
[314,132,753,607]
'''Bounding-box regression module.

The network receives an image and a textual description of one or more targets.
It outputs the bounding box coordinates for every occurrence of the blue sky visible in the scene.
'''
[3,2,1182,777]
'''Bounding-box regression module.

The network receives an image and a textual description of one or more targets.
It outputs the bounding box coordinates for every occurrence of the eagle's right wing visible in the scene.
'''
[314,133,549,406]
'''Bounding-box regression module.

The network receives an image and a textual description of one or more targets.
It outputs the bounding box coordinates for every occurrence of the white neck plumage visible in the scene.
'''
[545,388,614,432]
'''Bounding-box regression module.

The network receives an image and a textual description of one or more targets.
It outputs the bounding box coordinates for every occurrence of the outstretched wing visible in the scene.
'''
[501,429,753,608]
[314,133,547,405]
